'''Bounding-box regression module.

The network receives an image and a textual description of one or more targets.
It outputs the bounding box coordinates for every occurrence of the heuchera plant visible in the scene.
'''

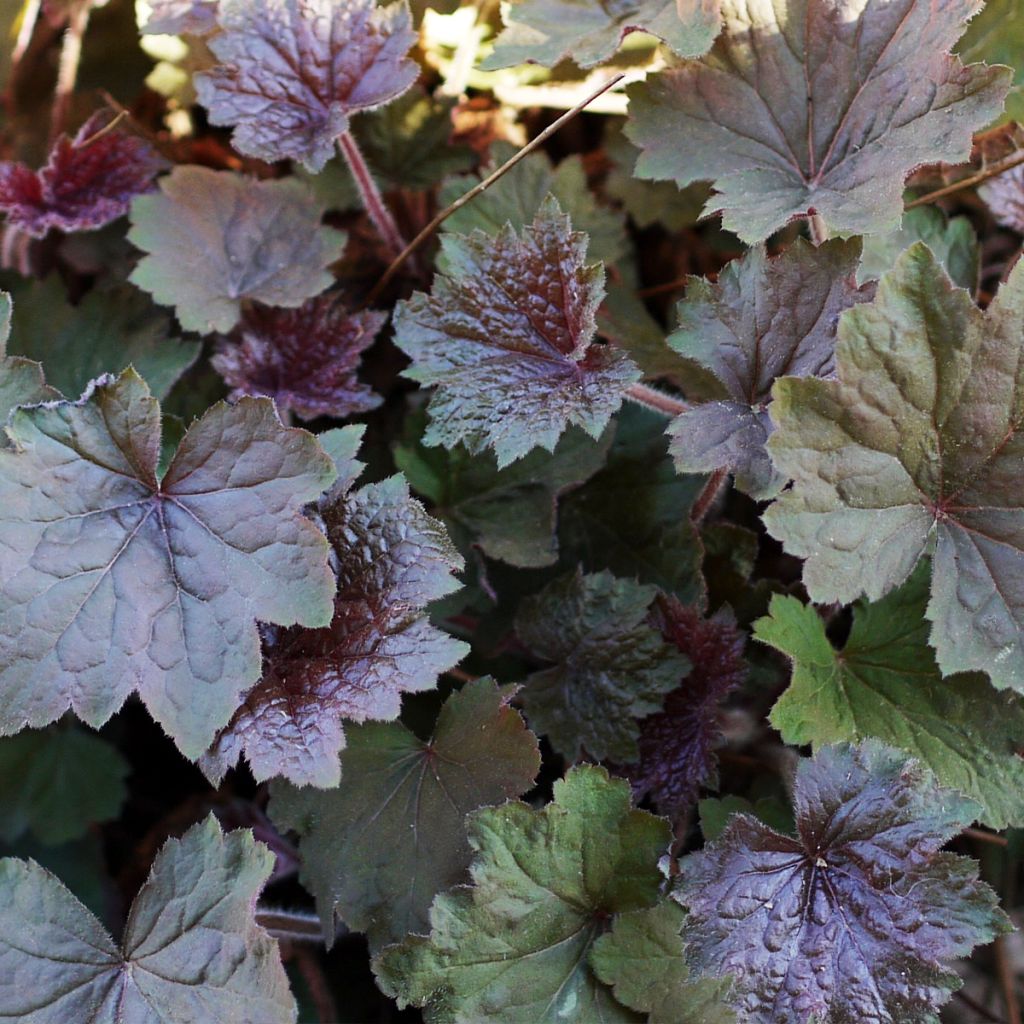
[3,0,1024,1020]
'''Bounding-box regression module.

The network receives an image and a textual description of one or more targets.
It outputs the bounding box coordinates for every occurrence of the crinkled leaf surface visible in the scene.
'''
[0,111,164,239]
[141,0,219,34]
[625,0,1010,242]
[666,240,873,499]
[515,568,689,761]
[0,369,337,760]
[858,204,979,292]
[395,412,611,568]
[269,679,540,949]
[6,277,198,401]
[0,724,128,845]
[195,0,419,172]
[439,145,629,266]
[394,197,640,467]
[764,244,1024,690]
[128,166,345,334]
[0,815,295,1024]
[755,564,1024,830]
[203,473,467,788]
[482,0,719,69]
[591,901,736,1024]
[374,765,671,1024]
[212,296,384,421]
[621,596,746,816]
[678,742,1009,1023]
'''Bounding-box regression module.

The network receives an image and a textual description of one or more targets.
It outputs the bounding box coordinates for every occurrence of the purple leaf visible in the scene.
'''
[621,596,746,816]
[980,162,1024,233]
[212,296,385,421]
[0,112,164,239]
[141,0,219,35]
[395,196,641,467]
[679,741,1010,1023]
[203,473,468,788]
[195,0,419,172]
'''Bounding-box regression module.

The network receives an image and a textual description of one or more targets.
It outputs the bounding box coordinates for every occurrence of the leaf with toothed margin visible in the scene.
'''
[764,243,1024,692]
[394,196,640,468]
[201,450,468,789]
[0,369,337,761]
[0,815,296,1024]
[625,0,1010,243]
[195,0,419,172]
[515,568,690,762]
[666,240,874,499]
[268,678,540,949]
[482,0,720,70]
[0,290,57,426]
[373,764,671,1024]
[128,166,346,335]
[677,741,1010,1024]
[754,562,1024,830]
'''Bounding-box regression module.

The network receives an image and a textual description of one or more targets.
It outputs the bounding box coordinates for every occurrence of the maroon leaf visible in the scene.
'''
[621,596,746,816]
[679,742,1010,1023]
[195,0,419,172]
[202,470,468,788]
[0,112,164,238]
[212,296,385,421]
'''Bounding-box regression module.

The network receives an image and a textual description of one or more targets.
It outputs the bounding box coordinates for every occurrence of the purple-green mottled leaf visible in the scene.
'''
[195,0,418,172]
[625,0,1010,243]
[0,815,296,1024]
[667,240,873,499]
[764,243,1024,691]
[0,369,337,761]
[678,741,1009,1023]
[202,472,467,788]
[268,678,540,949]
[515,568,689,762]
[374,764,671,1024]
[128,166,345,334]
[394,196,640,467]
[482,0,719,70]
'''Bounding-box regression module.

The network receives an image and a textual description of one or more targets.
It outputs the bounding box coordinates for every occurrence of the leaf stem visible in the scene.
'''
[964,826,1009,847]
[807,213,829,245]
[906,149,1024,209]
[11,0,42,71]
[337,130,406,257]
[256,907,329,943]
[690,467,729,525]
[50,0,91,142]
[624,381,688,417]
[292,946,339,1022]
[995,933,1022,1024]
[364,72,627,306]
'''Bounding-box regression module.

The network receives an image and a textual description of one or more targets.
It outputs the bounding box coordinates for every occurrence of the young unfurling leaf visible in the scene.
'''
[0,370,337,761]
[202,462,468,789]
[0,816,296,1023]
[666,240,873,499]
[764,244,1024,691]
[678,742,1010,1023]
[394,197,640,467]
[482,0,720,70]
[128,166,345,334]
[626,0,1010,242]
[374,765,671,1023]
[268,679,540,949]
[196,0,419,172]
[0,112,164,239]
[212,296,384,421]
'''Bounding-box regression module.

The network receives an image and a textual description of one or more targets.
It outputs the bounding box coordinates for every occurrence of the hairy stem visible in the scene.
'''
[292,946,339,1023]
[690,467,729,525]
[906,149,1024,209]
[256,907,329,944]
[11,0,42,70]
[807,213,829,245]
[624,381,688,417]
[364,72,627,306]
[995,934,1022,1024]
[337,131,406,257]
[51,0,91,142]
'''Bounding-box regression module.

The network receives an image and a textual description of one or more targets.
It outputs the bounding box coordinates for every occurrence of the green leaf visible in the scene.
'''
[0,815,296,1023]
[374,764,671,1024]
[395,411,611,568]
[957,0,1024,118]
[515,568,690,761]
[754,564,1024,829]
[590,901,735,1024]
[858,204,979,293]
[5,277,199,400]
[0,723,128,845]
[697,794,793,842]
[764,243,1024,690]
[0,369,337,760]
[597,281,692,382]
[0,289,56,427]
[269,678,540,949]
